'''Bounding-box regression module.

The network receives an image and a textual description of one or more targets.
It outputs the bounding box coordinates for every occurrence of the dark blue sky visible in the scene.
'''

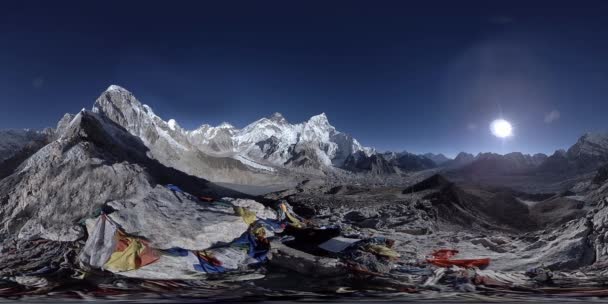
[1,1,607,156]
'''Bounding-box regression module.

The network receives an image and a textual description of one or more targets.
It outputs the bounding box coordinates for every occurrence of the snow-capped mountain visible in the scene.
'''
[93,85,191,151]
[187,111,374,169]
[90,85,376,183]
[187,122,237,155]
[92,85,286,184]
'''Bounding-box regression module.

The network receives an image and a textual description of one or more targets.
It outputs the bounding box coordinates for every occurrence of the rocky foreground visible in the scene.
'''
[2,160,608,301]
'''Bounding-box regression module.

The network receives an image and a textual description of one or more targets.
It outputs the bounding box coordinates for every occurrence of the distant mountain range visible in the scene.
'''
[1,85,608,186]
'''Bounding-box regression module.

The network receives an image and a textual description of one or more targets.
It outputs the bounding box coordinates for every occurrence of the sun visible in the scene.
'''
[490,119,513,138]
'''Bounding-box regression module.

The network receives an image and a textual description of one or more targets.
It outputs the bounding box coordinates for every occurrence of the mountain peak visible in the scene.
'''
[105,84,129,93]
[454,152,475,163]
[218,122,235,129]
[308,112,329,125]
[269,112,287,123]
[94,84,142,113]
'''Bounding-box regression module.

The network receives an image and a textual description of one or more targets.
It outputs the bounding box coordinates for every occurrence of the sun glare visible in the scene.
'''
[490,119,513,138]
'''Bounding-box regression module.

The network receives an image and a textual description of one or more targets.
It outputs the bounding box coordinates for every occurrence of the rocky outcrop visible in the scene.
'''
[590,198,608,265]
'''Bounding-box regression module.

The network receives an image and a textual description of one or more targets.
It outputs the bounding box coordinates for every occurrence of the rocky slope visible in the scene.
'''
[0,109,246,243]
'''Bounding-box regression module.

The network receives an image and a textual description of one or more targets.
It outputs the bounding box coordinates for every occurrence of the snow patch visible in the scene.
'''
[167,119,179,131]
[517,198,539,207]
[106,85,127,92]
[218,122,235,129]
[234,155,276,172]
